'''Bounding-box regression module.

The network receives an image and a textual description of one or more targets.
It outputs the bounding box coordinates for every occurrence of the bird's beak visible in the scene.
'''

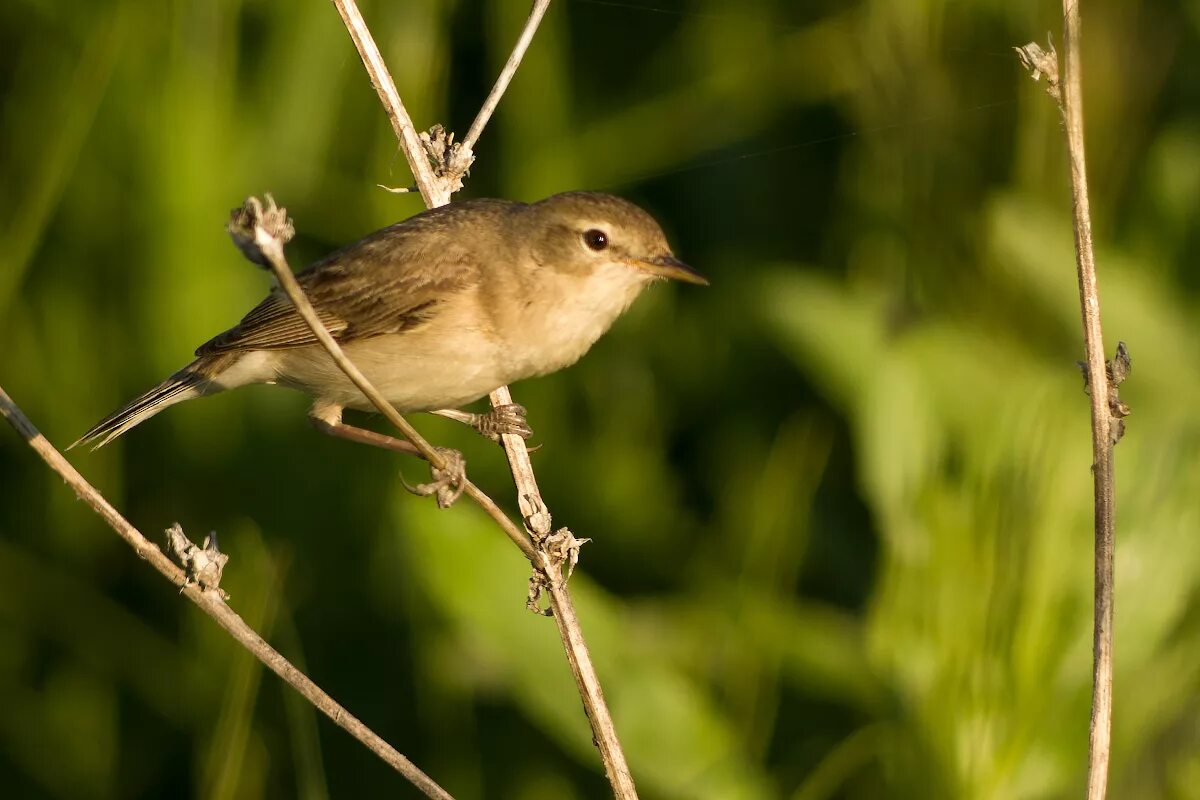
[634,254,709,285]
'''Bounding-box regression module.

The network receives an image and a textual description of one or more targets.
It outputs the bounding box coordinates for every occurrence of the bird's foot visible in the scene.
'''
[475,403,533,440]
[403,447,467,508]
[433,404,533,441]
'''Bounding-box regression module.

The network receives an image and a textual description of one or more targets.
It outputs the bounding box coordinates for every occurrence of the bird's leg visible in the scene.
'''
[309,416,421,456]
[431,404,533,441]
[309,411,467,508]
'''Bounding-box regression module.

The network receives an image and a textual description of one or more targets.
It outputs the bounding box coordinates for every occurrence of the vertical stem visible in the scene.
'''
[1060,3,1115,797]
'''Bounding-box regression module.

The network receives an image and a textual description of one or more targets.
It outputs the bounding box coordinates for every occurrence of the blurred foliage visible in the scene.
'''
[2,0,1199,797]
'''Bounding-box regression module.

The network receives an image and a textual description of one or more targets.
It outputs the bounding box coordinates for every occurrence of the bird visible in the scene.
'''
[72,191,707,452]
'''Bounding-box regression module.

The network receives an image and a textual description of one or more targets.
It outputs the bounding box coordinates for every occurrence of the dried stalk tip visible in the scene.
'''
[419,124,474,194]
[522,493,553,541]
[525,528,590,614]
[1014,37,1061,103]
[1078,342,1132,445]
[526,571,554,616]
[1108,341,1132,386]
[227,195,296,267]
[545,527,590,580]
[165,523,230,597]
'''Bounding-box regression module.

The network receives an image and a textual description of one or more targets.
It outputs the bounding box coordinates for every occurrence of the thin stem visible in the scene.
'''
[1060,3,1116,796]
[543,577,638,794]
[490,381,638,795]
[0,386,454,800]
[1016,12,1117,797]
[248,220,537,563]
[460,0,553,156]
[328,3,639,795]
[254,233,435,466]
[330,0,449,207]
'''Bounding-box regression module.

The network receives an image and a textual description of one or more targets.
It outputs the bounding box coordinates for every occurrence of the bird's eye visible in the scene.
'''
[582,229,609,251]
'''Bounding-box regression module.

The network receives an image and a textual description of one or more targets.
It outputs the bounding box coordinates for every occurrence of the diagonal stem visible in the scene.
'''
[243,210,537,563]
[0,386,455,800]
[329,2,638,796]
[460,0,553,156]
[490,382,637,795]
[330,0,449,207]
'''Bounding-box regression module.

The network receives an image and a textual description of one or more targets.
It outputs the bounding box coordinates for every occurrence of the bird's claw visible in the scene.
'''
[403,447,467,508]
[475,403,533,441]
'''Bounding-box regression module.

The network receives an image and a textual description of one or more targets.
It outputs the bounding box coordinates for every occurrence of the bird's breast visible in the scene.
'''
[498,266,645,381]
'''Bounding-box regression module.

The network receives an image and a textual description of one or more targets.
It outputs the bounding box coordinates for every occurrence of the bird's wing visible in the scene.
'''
[197,222,479,356]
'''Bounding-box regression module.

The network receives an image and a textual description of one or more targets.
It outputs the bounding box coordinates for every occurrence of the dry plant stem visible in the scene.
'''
[330,0,449,207]
[491,383,636,794]
[330,3,638,796]
[0,386,454,800]
[544,581,635,794]
[460,0,553,155]
[250,226,536,562]
[255,232,435,467]
[1060,5,1115,797]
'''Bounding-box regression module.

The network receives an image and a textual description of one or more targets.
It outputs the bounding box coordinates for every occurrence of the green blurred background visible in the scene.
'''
[3,0,1199,797]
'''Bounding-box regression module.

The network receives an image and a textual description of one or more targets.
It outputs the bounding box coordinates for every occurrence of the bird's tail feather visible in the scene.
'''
[70,360,217,450]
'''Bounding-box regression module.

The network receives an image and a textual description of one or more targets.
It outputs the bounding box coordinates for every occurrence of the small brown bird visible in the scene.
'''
[73,192,706,450]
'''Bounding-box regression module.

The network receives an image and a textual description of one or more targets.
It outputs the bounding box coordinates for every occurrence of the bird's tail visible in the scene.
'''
[70,358,223,450]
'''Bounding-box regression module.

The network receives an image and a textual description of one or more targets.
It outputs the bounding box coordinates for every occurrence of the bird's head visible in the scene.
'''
[522,192,707,287]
